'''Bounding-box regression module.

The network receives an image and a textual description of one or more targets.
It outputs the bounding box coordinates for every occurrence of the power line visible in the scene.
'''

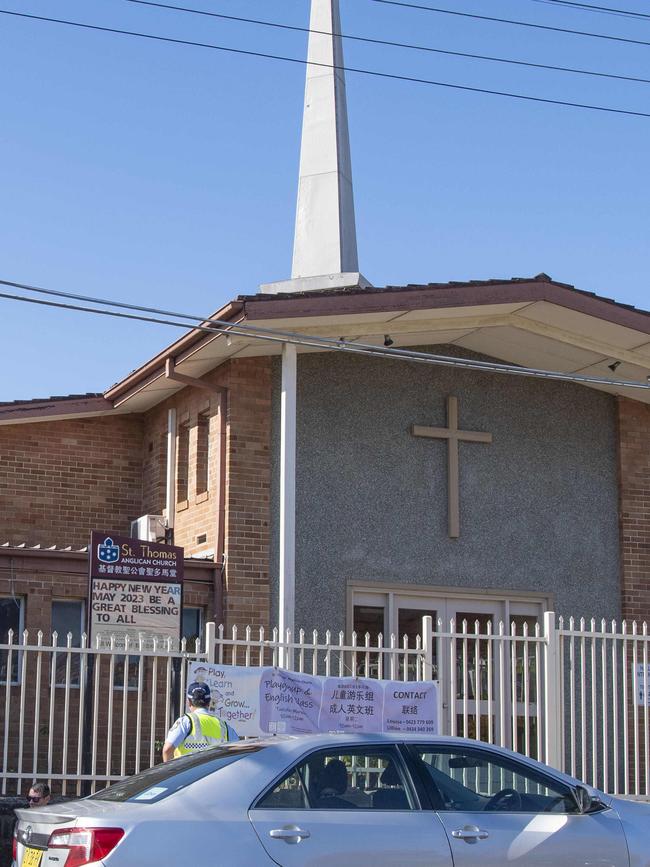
[0,277,648,391]
[121,0,650,86]
[372,0,650,48]
[2,10,650,119]
[533,0,650,20]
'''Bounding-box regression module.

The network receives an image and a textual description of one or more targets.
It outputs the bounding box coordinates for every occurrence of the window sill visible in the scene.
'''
[176,500,189,512]
[195,491,209,504]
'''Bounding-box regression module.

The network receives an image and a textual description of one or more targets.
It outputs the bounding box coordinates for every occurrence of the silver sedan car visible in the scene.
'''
[13,733,650,866]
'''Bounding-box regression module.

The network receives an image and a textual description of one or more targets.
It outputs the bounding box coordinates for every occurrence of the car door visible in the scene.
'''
[248,744,454,867]
[407,743,630,867]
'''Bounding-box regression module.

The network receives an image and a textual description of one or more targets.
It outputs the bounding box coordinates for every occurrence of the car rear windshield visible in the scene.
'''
[90,743,264,804]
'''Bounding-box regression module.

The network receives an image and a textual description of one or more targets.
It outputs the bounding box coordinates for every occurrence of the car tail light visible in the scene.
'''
[47,827,124,866]
[11,828,16,862]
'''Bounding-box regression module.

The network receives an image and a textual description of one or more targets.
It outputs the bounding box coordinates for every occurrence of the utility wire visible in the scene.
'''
[0,278,648,391]
[2,10,650,118]
[372,0,650,48]
[533,0,650,20]
[121,0,650,86]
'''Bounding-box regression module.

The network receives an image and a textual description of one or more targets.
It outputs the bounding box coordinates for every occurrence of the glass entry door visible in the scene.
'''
[351,588,545,755]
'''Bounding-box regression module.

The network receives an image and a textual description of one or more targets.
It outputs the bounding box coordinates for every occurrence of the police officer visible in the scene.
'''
[162,682,238,762]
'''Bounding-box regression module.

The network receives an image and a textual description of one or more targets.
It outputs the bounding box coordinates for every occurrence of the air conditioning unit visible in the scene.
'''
[130,515,166,542]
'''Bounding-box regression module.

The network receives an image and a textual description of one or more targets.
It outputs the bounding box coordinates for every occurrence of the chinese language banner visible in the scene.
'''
[187,662,438,737]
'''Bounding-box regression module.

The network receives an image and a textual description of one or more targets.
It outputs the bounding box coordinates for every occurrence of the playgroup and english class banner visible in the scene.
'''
[187,662,438,737]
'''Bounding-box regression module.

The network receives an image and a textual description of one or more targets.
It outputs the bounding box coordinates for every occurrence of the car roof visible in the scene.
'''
[254,732,508,749]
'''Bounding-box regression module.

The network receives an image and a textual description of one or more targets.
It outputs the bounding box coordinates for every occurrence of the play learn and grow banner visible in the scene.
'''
[187,662,438,738]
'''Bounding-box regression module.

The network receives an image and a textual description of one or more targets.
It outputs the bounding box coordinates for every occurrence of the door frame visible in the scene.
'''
[347,582,552,751]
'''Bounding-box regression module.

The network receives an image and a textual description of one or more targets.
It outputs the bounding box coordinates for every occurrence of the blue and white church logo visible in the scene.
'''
[98,537,120,563]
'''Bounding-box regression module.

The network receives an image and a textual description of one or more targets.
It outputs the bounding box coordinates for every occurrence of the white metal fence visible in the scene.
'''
[1,613,649,797]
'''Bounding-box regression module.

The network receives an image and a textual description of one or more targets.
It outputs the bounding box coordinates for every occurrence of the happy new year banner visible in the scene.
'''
[187,662,439,737]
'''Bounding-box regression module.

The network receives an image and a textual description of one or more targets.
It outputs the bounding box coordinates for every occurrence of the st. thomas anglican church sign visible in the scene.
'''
[88,530,183,648]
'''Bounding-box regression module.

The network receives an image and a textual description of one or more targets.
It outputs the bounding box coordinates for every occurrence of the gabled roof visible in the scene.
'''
[0,393,113,424]
[3,274,650,423]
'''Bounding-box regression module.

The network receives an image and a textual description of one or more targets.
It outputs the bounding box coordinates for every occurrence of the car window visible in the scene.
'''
[256,747,415,811]
[411,746,579,814]
[91,743,264,804]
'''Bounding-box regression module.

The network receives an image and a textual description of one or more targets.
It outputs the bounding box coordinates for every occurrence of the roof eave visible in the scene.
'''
[104,300,244,402]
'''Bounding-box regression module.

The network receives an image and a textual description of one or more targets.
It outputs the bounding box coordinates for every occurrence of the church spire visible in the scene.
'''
[261,0,370,294]
[292,0,357,279]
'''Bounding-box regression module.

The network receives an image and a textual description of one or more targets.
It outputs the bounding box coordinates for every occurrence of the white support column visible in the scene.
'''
[165,408,177,537]
[279,343,297,666]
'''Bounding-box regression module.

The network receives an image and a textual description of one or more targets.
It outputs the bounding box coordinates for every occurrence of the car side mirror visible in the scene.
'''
[573,785,604,814]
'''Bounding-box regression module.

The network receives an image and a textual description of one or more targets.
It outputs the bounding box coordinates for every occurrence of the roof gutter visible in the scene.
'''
[104,300,244,403]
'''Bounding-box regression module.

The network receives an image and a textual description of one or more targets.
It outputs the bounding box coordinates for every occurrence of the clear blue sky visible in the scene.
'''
[1,0,649,401]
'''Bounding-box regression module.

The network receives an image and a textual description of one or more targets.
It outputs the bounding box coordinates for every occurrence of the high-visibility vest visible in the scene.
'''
[174,711,230,758]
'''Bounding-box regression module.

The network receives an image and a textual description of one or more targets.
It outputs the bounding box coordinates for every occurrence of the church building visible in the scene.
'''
[1,0,649,657]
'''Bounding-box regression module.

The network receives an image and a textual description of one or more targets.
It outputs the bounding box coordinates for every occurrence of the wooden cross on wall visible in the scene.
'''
[411,395,493,539]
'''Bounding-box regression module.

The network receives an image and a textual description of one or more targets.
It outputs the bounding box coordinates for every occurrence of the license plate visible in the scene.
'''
[22,847,43,867]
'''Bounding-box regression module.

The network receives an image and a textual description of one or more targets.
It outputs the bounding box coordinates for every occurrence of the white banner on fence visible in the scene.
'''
[188,662,438,738]
[635,664,650,706]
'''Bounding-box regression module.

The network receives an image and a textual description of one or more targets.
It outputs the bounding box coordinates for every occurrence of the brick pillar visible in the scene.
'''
[223,357,272,630]
[618,397,650,792]
[618,398,650,622]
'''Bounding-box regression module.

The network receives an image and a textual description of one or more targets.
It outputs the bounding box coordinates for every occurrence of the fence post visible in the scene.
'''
[205,621,216,664]
[422,616,434,682]
[543,611,563,770]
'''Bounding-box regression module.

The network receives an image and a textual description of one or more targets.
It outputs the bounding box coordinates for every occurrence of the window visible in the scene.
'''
[113,655,140,690]
[410,746,579,814]
[256,747,414,811]
[91,743,264,803]
[182,606,203,652]
[51,600,84,686]
[0,597,24,684]
[176,420,190,504]
[196,412,210,496]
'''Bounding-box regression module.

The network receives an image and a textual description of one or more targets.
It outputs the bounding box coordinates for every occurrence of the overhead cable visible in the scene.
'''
[2,9,650,118]
[0,278,648,391]
[121,0,650,86]
[533,0,650,20]
[372,0,650,48]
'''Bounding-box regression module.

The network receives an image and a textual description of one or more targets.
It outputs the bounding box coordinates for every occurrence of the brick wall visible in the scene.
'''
[142,369,227,561]
[617,398,650,791]
[0,356,272,633]
[0,417,144,548]
[618,398,650,622]
[224,358,272,630]
[141,357,272,629]
[0,552,216,794]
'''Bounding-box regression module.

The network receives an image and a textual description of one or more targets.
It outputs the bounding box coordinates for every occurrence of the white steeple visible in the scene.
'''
[261,0,370,294]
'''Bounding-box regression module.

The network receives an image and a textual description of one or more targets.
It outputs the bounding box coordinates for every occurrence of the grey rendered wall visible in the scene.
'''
[270,346,621,635]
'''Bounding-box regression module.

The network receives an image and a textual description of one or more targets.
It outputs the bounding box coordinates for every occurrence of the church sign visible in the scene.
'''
[88,530,183,649]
